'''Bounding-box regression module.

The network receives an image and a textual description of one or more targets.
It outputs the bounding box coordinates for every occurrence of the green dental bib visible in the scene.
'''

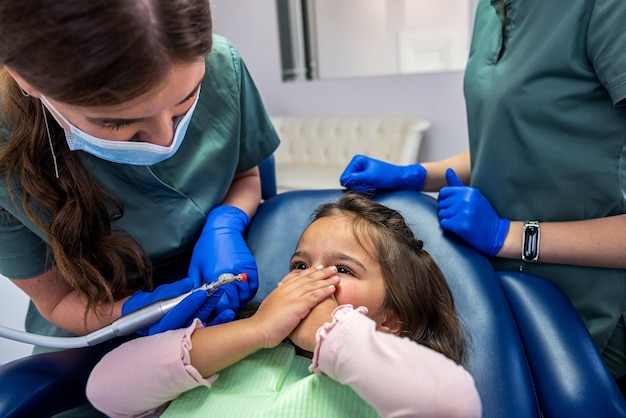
[161,343,379,418]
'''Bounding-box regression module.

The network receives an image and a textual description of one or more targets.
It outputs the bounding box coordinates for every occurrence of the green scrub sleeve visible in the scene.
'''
[588,0,626,106]
[0,207,52,279]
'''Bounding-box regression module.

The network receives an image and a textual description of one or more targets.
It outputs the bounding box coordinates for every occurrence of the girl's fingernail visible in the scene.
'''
[316,265,324,270]
[328,265,337,273]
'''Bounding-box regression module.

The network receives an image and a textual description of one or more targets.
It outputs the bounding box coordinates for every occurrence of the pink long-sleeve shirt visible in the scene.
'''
[87,305,482,418]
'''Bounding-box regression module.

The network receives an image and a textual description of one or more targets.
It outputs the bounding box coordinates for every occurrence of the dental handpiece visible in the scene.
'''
[0,273,247,349]
[86,273,248,345]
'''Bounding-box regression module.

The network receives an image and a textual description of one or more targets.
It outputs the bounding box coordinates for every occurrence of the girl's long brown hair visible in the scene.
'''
[313,192,467,364]
[0,0,213,318]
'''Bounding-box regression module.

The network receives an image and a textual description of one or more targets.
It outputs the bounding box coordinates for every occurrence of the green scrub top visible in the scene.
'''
[0,34,280,343]
[465,0,626,356]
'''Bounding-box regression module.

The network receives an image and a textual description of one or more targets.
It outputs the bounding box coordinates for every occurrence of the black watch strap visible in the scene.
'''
[521,221,540,263]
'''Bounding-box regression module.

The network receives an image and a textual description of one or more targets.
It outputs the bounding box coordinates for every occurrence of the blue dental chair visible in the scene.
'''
[1,186,625,417]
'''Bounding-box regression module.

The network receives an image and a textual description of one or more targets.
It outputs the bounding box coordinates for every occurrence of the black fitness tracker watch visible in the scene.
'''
[521,221,540,263]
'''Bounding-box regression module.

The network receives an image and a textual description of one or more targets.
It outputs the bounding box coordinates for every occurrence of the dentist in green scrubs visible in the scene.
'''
[0,0,279,352]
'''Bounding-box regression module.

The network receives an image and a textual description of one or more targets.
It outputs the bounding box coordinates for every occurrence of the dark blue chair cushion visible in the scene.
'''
[0,336,132,418]
[498,271,626,418]
[258,155,277,200]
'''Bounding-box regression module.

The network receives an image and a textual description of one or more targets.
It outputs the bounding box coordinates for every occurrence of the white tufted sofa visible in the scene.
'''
[270,115,430,193]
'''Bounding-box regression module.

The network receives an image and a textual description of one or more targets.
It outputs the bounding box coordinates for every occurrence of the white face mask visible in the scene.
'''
[39,89,200,165]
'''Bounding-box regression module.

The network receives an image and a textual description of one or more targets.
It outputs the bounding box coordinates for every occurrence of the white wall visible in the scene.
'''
[211,0,478,163]
[0,276,33,364]
[314,0,470,78]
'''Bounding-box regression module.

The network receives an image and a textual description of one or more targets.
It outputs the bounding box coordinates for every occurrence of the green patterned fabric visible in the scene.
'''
[162,344,379,418]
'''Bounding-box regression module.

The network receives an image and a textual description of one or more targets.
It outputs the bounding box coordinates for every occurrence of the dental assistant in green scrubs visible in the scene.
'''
[340,0,626,382]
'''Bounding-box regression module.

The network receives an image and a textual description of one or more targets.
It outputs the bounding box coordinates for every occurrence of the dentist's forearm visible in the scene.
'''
[11,267,126,335]
[221,166,261,218]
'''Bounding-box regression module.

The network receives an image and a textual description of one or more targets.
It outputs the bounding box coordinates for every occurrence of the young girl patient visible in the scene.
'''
[86,193,482,418]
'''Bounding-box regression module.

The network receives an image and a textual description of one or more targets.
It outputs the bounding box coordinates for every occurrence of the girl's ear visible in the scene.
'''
[378,312,403,336]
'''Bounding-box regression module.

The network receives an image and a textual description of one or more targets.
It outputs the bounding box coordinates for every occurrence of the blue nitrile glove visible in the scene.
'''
[437,168,510,256]
[188,205,258,316]
[186,287,236,327]
[340,154,427,193]
[121,277,229,336]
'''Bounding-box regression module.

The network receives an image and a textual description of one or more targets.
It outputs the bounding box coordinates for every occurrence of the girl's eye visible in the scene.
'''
[290,261,308,271]
[99,122,132,131]
[336,265,355,276]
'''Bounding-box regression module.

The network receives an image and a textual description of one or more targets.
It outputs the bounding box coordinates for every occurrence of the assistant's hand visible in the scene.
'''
[121,277,231,336]
[188,205,258,316]
[437,168,510,256]
[340,154,427,193]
